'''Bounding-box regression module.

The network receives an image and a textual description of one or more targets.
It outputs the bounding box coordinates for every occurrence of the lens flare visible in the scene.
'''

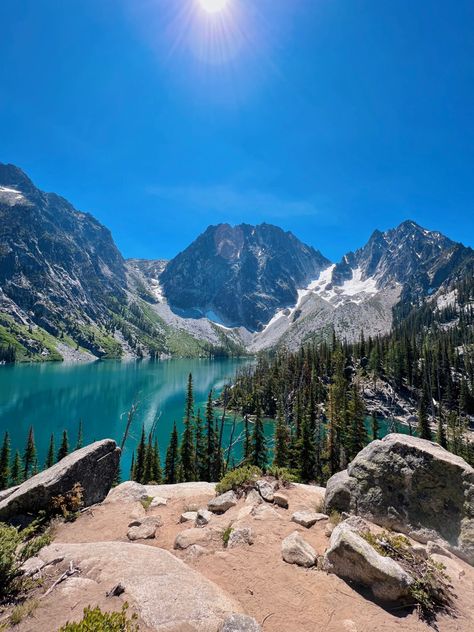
[198,0,229,14]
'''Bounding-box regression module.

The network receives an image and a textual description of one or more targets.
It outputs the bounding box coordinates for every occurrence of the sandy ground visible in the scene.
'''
[6,483,474,632]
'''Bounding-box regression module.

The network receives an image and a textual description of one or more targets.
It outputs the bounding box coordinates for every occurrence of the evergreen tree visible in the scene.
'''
[76,419,84,450]
[346,385,368,460]
[273,402,289,468]
[11,450,23,485]
[134,426,146,483]
[243,416,251,463]
[0,431,11,490]
[371,413,379,441]
[143,432,154,484]
[152,438,162,483]
[250,401,267,470]
[130,453,135,480]
[57,430,69,461]
[194,409,207,480]
[45,434,55,469]
[436,415,448,449]
[325,348,348,475]
[165,422,180,484]
[205,390,216,481]
[298,405,318,483]
[23,426,37,479]
[417,389,432,440]
[180,373,195,482]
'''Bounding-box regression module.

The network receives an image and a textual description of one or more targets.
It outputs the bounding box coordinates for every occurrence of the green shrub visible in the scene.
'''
[50,482,84,520]
[58,604,139,631]
[222,525,233,548]
[361,531,456,622]
[140,496,153,511]
[265,466,300,484]
[216,466,262,495]
[9,598,38,625]
[20,531,52,561]
[328,510,342,526]
[0,523,23,600]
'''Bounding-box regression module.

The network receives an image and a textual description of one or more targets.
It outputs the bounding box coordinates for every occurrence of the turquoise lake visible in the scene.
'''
[0,358,412,482]
[0,358,258,480]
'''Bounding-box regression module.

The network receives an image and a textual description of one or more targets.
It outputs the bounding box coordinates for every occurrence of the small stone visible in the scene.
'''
[251,504,281,521]
[195,509,213,527]
[127,523,157,541]
[150,496,167,508]
[427,541,452,558]
[245,489,262,505]
[174,527,213,550]
[291,510,328,528]
[227,527,254,549]
[221,613,262,631]
[324,523,335,538]
[20,556,45,577]
[273,492,289,509]
[256,479,275,503]
[180,511,198,523]
[208,490,238,514]
[281,531,316,567]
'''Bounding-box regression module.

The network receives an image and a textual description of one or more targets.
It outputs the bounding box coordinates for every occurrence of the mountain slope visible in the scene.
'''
[160,223,330,331]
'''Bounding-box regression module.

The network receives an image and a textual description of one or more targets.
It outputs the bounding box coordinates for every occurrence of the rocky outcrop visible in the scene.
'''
[281,531,316,567]
[39,541,241,631]
[325,434,474,564]
[0,440,120,521]
[324,521,414,602]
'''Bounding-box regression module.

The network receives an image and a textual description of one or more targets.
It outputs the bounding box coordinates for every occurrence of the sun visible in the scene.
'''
[198,0,229,14]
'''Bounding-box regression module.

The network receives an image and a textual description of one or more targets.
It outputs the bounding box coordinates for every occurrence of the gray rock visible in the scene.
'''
[256,479,275,503]
[221,613,262,631]
[145,482,217,500]
[150,495,167,508]
[106,481,148,503]
[324,522,413,601]
[20,556,45,577]
[196,508,213,527]
[251,504,281,521]
[39,541,241,632]
[273,492,289,509]
[0,440,120,521]
[174,527,214,550]
[180,511,198,523]
[127,523,157,541]
[245,489,262,505]
[227,527,254,549]
[291,510,328,528]
[325,434,474,565]
[208,491,238,514]
[281,531,316,567]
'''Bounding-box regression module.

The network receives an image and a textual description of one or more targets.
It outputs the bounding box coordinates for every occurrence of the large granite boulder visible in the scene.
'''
[39,541,241,631]
[325,434,474,564]
[0,440,120,521]
[324,521,413,602]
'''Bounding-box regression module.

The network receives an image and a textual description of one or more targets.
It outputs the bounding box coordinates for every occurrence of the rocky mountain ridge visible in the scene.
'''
[1,162,473,361]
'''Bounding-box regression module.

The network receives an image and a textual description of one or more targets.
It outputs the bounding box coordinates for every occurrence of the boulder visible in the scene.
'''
[221,613,262,631]
[180,511,198,523]
[127,518,159,541]
[256,479,275,502]
[227,527,254,549]
[208,491,238,514]
[251,504,281,521]
[291,511,328,528]
[273,492,289,509]
[324,434,474,564]
[39,541,241,632]
[324,522,414,601]
[174,527,214,550]
[106,481,148,504]
[0,440,120,521]
[281,531,316,567]
[196,509,213,527]
[20,556,45,577]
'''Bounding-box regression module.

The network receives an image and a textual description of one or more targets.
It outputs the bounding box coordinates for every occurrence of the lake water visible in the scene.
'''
[0,358,412,483]
[0,358,256,480]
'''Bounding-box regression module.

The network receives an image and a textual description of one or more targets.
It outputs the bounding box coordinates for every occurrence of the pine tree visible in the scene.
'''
[0,431,11,490]
[11,450,23,485]
[325,348,348,475]
[152,438,162,483]
[273,402,289,468]
[250,401,267,470]
[76,420,84,450]
[417,389,432,440]
[180,373,195,482]
[346,385,368,460]
[195,409,207,480]
[436,415,447,449]
[165,422,180,484]
[243,416,251,463]
[143,432,154,484]
[134,426,146,483]
[57,430,69,461]
[298,406,317,483]
[130,453,135,480]
[23,426,37,479]
[371,413,379,441]
[45,434,55,469]
[205,390,216,481]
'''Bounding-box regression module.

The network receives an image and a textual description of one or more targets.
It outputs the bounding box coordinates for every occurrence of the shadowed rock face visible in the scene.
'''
[0,439,120,521]
[160,223,330,331]
[325,434,474,565]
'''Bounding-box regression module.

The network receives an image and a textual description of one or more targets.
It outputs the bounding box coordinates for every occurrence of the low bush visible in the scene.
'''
[58,603,139,631]
[50,482,84,520]
[9,598,38,625]
[0,523,23,600]
[265,466,300,485]
[216,465,262,495]
[222,525,233,548]
[140,496,153,511]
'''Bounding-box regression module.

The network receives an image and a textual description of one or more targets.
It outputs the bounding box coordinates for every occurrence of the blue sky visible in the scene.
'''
[0,0,473,262]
